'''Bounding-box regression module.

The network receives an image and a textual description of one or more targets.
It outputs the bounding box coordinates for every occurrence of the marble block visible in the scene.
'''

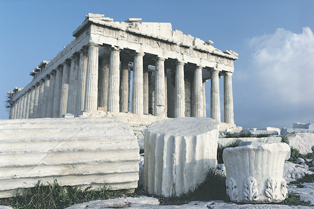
[144,117,219,197]
[223,142,290,203]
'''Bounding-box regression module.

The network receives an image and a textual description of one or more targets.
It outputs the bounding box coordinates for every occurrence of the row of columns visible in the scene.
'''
[10,42,234,124]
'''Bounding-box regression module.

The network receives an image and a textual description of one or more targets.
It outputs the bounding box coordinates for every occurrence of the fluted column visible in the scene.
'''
[143,63,149,114]
[41,76,50,118]
[203,81,206,117]
[132,51,144,114]
[84,43,99,111]
[25,91,31,119]
[210,69,220,122]
[29,87,35,118]
[120,57,129,112]
[46,72,56,118]
[174,61,185,118]
[76,47,88,113]
[52,67,63,118]
[154,57,165,117]
[224,72,234,124]
[10,103,15,119]
[37,80,45,118]
[33,83,40,118]
[67,55,78,114]
[108,46,120,113]
[17,98,22,119]
[98,56,110,110]
[193,65,203,117]
[59,61,70,117]
[15,99,20,119]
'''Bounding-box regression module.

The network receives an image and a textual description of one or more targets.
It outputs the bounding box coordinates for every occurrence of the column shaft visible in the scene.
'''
[76,48,88,113]
[203,82,206,117]
[210,69,221,122]
[132,52,144,114]
[59,62,70,117]
[193,66,203,117]
[37,80,45,118]
[25,91,31,119]
[84,43,99,111]
[143,63,149,114]
[224,72,234,124]
[108,46,120,112]
[41,77,50,118]
[52,68,63,118]
[33,84,40,118]
[46,72,56,117]
[67,55,78,113]
[120,58,129,112]
[154,57,165,116]
[29,87,35,118]
[98,56,110,110]
[174,61,185,117]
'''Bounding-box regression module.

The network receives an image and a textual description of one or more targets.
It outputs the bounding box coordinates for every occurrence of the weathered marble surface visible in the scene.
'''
[0,117,140,198]
[286,133,314,154]
[144,117,219,197]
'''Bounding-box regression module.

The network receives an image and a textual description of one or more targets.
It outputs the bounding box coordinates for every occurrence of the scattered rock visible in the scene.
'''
[296,158,306,164]
[286,133,314,154]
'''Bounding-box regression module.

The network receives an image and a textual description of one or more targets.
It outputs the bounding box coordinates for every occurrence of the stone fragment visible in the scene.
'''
[286,133,314,154]
[0,117,140,198]
[144,117,219,197]
[223,142,290,203]
[296,158,305,164]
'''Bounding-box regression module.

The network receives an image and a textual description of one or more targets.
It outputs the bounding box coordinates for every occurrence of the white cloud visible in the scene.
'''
[248,27,314,105]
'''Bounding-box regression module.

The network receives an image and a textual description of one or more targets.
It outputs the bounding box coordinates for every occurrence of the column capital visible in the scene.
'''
[176,60,185,66]
[155,56,165,62]
[79,46,88,54]
[224,71,233,76]
[64,58,71,66]
[110,46,121,52]
[44,74,50,79]
[211,68,220,73]
[134,51,145,57]
[196,65,203,70]
[87,42,99,48]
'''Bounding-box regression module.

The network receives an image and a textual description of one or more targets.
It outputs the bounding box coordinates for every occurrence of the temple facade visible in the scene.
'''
[7,13,238,124]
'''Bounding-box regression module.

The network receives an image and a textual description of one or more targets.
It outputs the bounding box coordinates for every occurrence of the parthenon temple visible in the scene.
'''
[7,13,238,126]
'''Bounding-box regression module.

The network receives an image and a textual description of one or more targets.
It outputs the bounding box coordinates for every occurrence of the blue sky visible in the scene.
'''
[1,0,314,128]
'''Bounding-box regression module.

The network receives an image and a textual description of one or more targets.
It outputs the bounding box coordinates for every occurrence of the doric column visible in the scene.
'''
[33,83,40,118]
[67,55,78,114]
[108,46,120,113]
[15,99,20,119]
[154,57,165,117]
[17,98,23,119]
[76,47,88,113]
[174,61,185,118]
[224,72,234,124]
[120,57,129,112]
[10,102,15,119]
[210,69,221,122]
[148,71,155,115]
[37,80,45,118]
[29,86,35,118]
[25,91,31,119]
[41,76,50,118]
[52,67,63,118]
[84,43,99,111]
[203,81,206,117]
[46,71,56,118]
[98,56,110,110]
[132,51,144,115]
[193,65,203,117]
[21,94,26,119]
[59,61,70,117]
[143,62,149,114]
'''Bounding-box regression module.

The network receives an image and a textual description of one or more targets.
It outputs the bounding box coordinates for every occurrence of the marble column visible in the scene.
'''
[132,52,144,115]
[154,57,165,117]
[33,83,40,118]
[193,65,203,117]
[224,72,234,124]
[37,80,45,118]
[148,71,155,115]
[143,63,149,114]
[174,61,185,118]
[18,98,23,119]
[59,61,70,117]
[29,86,35,118]
[67,55,78,114]
[25,91,31,119]
[41,76,50,118]
[203,81,206,117]
[210,69,221,122]
[84,43,99,111]
[52,67,63,118]
[46,71,56,118]
[15,99,20,119]
[98,56,110,110]
[120,57,129,112]
[76,48,88,113]
[108,46,120,113]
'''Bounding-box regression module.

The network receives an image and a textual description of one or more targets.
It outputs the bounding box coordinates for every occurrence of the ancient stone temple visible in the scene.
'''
[7,13,238,126]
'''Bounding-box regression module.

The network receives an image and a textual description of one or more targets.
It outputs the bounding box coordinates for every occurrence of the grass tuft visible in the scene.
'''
[281,193,311,206]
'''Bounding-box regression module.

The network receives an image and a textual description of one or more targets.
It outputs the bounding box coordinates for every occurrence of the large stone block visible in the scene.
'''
[144,117,219,197]
[223,142,290,203]
[286,133,314,154]
[0,117,140,198]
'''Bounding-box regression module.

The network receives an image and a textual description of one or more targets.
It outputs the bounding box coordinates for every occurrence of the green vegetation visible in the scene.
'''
[281,136,314,163]
[159,169,227,205]
[0,180,136,209]
[281,193,311,206]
